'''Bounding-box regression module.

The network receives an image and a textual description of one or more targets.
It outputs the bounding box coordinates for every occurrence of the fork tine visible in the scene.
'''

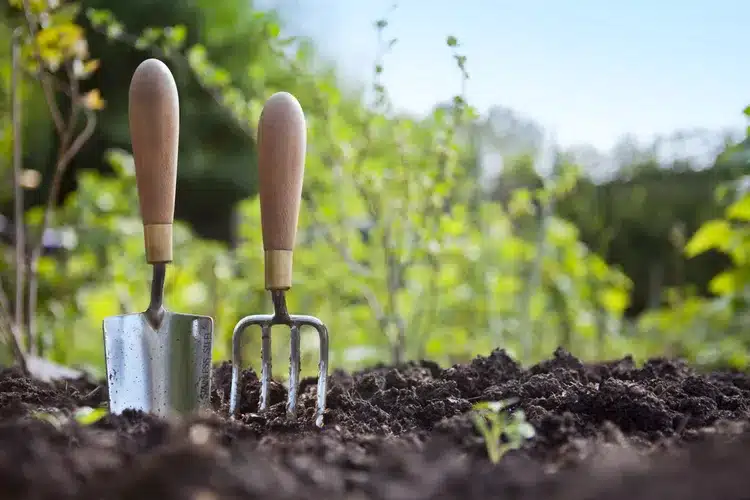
[290,316,329,427]
[298,317,329,428]
[287,324,301,419]
[229,314,270,417]
[259,324,273,411]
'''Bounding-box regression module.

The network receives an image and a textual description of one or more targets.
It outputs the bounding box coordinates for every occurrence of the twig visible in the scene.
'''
[0,281,28,374]
[519,133,557,361]
[412,256,440,358]
[11,28,26,351]
[304,197,386,323]
[21,0,98,354]
[26,109,96,355]
[318,225,372,277]
[21,0,64,135]
[27,108,96,352]
[87,24,255,138]
[382,225,405,364]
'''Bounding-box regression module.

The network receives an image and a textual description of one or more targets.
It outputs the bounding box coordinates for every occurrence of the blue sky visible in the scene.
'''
[270,0,747,151]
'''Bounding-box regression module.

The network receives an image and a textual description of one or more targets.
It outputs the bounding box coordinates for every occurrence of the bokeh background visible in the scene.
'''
[1,0,749,378]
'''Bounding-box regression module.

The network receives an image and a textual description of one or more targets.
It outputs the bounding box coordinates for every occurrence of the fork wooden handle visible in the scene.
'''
[128,58,179,264]
[257,92,306,290]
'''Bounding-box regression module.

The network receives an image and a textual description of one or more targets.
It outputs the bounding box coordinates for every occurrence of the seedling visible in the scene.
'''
[471,398,535,464]
[31,406,108,429]
[73,406,109,426]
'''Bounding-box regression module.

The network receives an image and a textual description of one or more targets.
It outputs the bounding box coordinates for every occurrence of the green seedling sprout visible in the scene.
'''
[73,406,108,426]
[471,398,535,464]
[31,406,108,429]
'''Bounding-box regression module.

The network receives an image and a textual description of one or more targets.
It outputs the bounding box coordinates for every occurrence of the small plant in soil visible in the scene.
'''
[31,406,108,430]
[471,398,536,464]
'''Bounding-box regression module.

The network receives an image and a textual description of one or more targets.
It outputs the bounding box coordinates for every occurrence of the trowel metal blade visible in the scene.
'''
[102,310,213,417]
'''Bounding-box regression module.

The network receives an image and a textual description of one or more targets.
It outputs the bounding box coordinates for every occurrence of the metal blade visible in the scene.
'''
[102,311,213,417]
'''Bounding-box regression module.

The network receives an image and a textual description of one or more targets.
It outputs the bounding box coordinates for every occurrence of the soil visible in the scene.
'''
[1,347,750,499]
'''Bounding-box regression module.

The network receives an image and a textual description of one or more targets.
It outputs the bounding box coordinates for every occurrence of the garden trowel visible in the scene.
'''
[102,58,214,417]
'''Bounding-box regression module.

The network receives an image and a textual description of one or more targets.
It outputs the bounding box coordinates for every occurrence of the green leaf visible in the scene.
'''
[508,188,535,218]
[709,271,736,295]
[727,195,750,221]
[50,3,82,25]
[187,44,208,68]
[684,219,732,258]
[106,21,123,39]
[135,27,163,50]
[599,287,629,314]
[446,35,458,47]
[31,411,61,427]
[85,8,113,28]
[165,25,187,46]
[516,421,536,439]
[74,407,108,426]
[266,21,281,38]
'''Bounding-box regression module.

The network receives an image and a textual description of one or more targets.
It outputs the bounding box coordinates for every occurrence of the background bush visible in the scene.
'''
[0,0,748,378]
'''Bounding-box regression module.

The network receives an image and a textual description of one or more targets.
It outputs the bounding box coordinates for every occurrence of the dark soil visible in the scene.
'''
[1,347,750,499]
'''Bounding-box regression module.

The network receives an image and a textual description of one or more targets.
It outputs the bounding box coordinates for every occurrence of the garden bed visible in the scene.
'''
[1,347,749,499]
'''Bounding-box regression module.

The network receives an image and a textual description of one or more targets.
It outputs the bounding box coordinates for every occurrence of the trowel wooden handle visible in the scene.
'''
[257,91,306,290]
[128,58,179,264]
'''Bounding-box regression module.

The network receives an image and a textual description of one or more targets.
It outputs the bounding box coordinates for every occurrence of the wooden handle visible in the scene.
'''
[257,91,306,290]
[128,58,179,264]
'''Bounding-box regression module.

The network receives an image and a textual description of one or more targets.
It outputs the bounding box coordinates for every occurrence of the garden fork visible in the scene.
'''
[229,92,329,428]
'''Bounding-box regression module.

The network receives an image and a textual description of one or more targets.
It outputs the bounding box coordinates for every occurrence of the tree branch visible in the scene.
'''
[88,24,255,138]
[11,28,26,354]
[411,256,440,357]
[21,0,65,135]
[0,281,28,375]
[27,102,97,355]
[304,193,386,325]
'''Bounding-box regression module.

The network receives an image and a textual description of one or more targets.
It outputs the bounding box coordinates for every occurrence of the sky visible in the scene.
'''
[265,0,748,153]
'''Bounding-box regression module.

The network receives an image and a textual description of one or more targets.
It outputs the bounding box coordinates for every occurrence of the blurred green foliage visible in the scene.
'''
[0,0,749,378]
[638,150,750,369]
